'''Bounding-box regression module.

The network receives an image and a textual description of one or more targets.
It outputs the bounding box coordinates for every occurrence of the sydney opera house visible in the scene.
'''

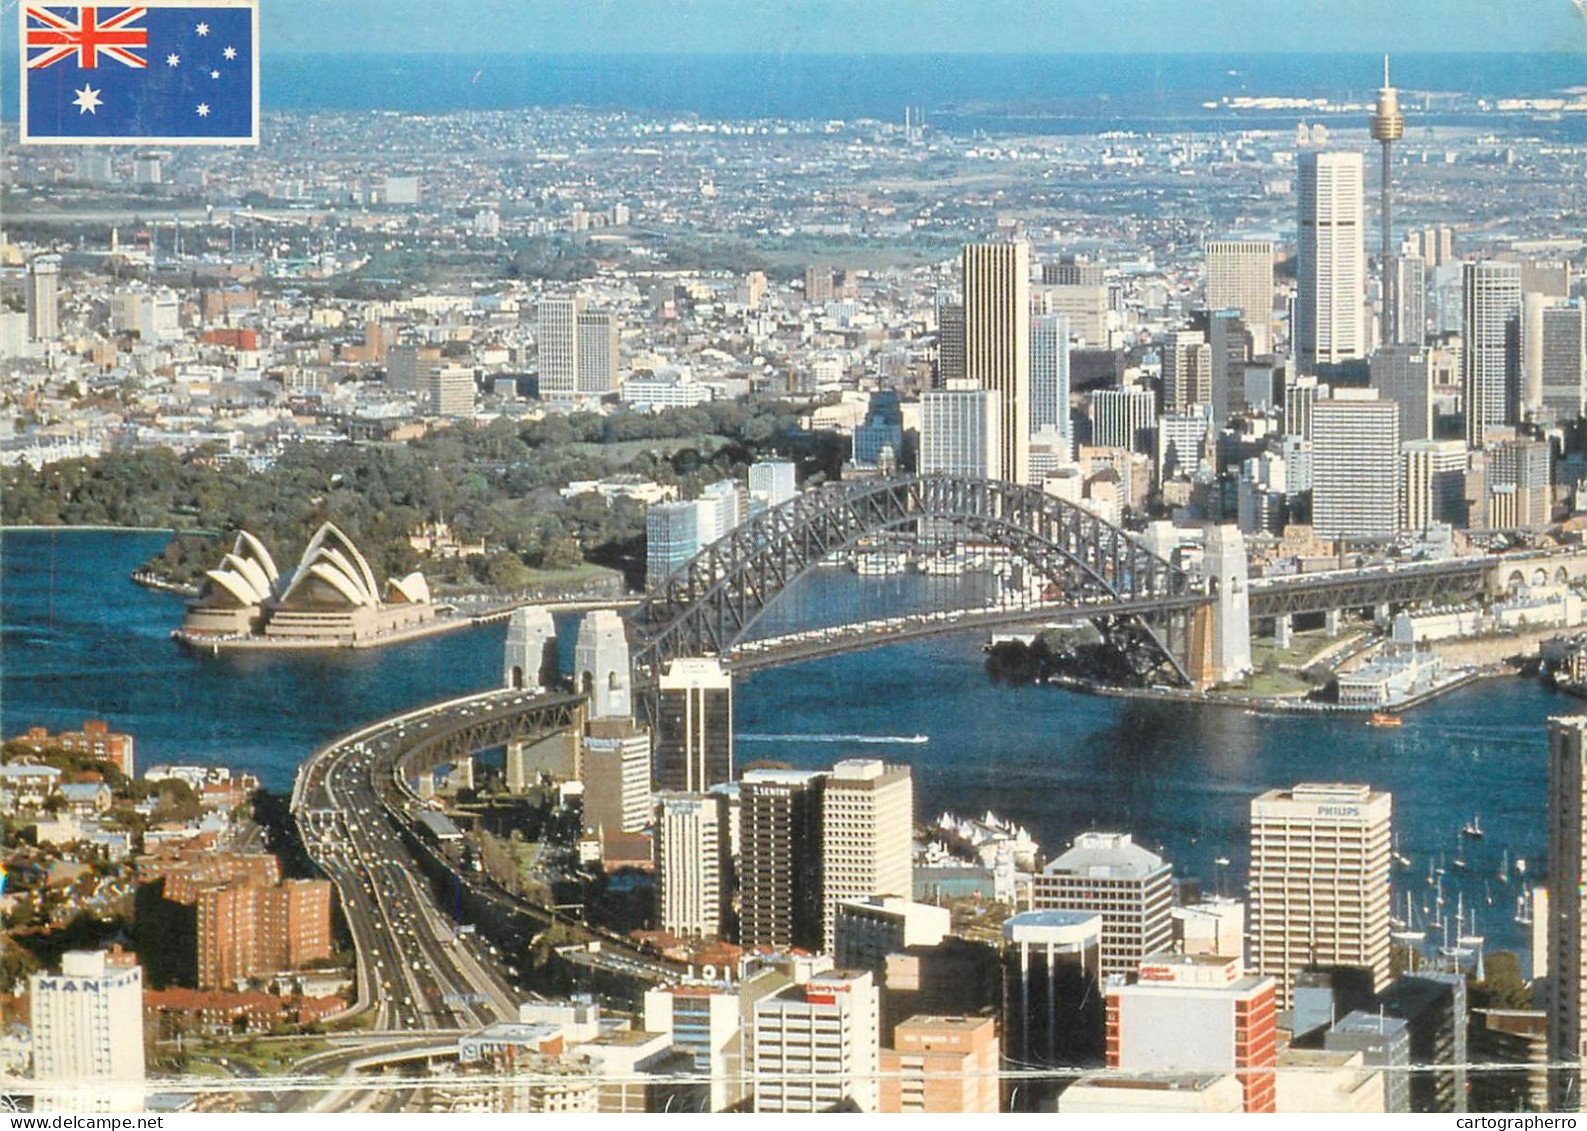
[178,523,438,646]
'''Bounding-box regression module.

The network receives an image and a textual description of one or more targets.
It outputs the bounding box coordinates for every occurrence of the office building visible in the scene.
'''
[1526,297,1587,423]
[1032,832,1173,980]
[1549,716,1587,1111]
[29,950,145,1112]
[1396,254,1427,346]
[1462,260,1523,447]
[1030,313,1072,442]
[654,792,731,939]
[1059,1073,1245,1114]
[919,388,1001,479]
[385,343,441,393]
[748,459,798,514]
[805,264,836,304]
[1204,240,1275,355]
[654,658,733,793]
[580,719,652,836]
[1296,150,1366,372]
[1039,283,1110,347]
[26,257,60,342]
[1090,386,1157,454]
[1326,1009,1413,1114]
[936,296,966,386]
[424,364,476,418]
[834,897,950,975]
[1284,374,1324,440]
[1378,972,1468,1113]
[1310,390,1401,540]
[1207,310,1254,425]
[1370,345,1432,443]
[1487,438,1551,531]
[576,309,619,394]
[739,769,825,951]
[646,500,702,583]
[537,295,581,398]
[1249,783,1393,1008]
[1401,440,1470,532]
[880,1014,1000,1114]
[1107,954,1279,1114]
[572,609,632,721]
[1044,255,1105,287]
[1001,910,1105,1108]
[644,983,749,1112]
[1157,406,1214,484]
[818,761,913,949]
[962,241,1031,484]
[1162,328,1212,412]
[752,971,881,1112]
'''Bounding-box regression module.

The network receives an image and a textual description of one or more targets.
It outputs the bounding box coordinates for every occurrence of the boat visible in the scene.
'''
[1498,849,1510,883]
[1391,892,1426,945]
[1367,712,1403,728]
[1515,887,1535,927]
[1462,815,1485,840]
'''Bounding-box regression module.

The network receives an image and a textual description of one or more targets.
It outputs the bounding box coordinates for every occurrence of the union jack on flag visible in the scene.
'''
[20,0,258,145]
[26,6,150,71]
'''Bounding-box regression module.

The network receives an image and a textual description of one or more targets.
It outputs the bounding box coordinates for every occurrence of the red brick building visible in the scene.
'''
[13,720,135,777]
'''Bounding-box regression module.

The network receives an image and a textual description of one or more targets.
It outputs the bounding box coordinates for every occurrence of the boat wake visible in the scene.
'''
[738,733,930,745]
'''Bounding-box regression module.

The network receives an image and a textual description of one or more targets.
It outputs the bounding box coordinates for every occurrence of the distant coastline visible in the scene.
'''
[2,525,176,534]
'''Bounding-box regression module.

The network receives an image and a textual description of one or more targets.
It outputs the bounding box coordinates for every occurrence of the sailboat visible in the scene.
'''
[1392,834,1412,869]
[1391,891,1426,944]
[1498,849,1510,884]
[1462,814,1485,840]
[1440,893,1476,961]
[1515,886,1535,927]
[1452,836,1468,871]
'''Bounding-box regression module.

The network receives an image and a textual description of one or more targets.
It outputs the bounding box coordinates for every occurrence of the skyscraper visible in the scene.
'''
[1525,297,1587,423]
[1031,832,1174,979]
[1396,254,1427,346]
[1401,440,1470,532]
[1030,313,1072,443]
[537,295,580,398]
[1369,56,1406,346]
[919,388,1001,479]
[1462,260,1523,448]
[1310,390,1401,540]
[1548,716,1587,1112]
[1204,240,1275,355]
[1090,386,1158,454]
[654,791,732,939]
[580,719,652,835]
[655,658,733,792]
[1249,783,1393,1009]
[936,296,966,387]
[1369,345,1433,443]
[575,309,619,394]
[29,950,145,1112]
[1000,910,1105,1109]
[962,241,1031,484]
[739,769,825,951]
[1162,328,1213,412]
[1296,151,1366,372]
[752,971,881,1112]
[26,256,60,342]
[820,760,913,950]
[646,500,703,583]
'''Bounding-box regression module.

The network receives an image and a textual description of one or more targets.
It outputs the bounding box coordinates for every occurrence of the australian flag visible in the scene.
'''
[22,2,257,145]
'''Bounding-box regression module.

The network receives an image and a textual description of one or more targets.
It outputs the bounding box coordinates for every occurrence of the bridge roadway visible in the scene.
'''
[293,692,553,1036]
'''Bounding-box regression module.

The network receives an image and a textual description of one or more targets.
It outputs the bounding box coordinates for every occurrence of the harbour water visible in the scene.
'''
[1,529,1560,966]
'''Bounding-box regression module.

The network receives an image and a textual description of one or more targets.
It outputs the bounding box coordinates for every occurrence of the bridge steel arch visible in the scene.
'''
[631,474,1213,686]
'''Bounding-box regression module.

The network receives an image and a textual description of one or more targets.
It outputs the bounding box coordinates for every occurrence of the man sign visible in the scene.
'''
[21,1,258,145]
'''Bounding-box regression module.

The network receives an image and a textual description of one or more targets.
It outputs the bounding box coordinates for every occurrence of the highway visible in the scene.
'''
[292,691,559,1036]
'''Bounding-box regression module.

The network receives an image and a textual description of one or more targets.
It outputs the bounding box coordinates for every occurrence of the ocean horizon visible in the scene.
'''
[3,50,1584,128]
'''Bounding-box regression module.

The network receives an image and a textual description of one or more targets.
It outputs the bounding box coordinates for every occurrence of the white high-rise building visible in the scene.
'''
[1205,239,1275,356]
[1090,386,1157,453]
[749,459,798,514]
[537,295,581,398]
[1401,440,1470,532]
[572,609,632,721]
[1548,717,1587,1111]
[820,759,913,951]
[752,971,881,1113]
[1030,313,1072,444]
[919,387,1001,479]
[654,791,730,939]
[425,364,477,418]
[1310,390,1401,540]
[1249,783,1393,1009]
[29,950,145,1112]
[1462,260,1522,448]
[1296,151,1366,372]
[963,241,1031,484]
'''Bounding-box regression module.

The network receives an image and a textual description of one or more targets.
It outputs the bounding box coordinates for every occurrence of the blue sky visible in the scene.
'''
[256,0,1585,54]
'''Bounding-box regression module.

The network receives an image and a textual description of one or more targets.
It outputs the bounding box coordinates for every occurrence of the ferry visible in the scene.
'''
[1367,712,1403,728]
